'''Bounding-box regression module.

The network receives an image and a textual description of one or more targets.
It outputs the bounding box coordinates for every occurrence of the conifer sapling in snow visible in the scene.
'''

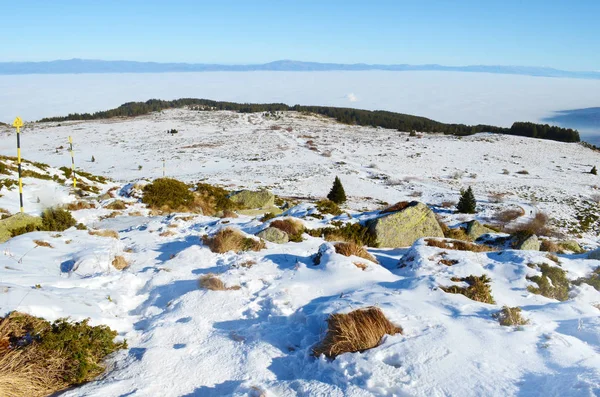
[327,176,347,204]
[591,166,597,175]
[457,187,477,213]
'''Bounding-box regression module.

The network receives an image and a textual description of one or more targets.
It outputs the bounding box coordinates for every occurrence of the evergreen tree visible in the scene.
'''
[457,187,477,213]
[91,155,95,162]
[327,176,347,204]
[591,166,597,175]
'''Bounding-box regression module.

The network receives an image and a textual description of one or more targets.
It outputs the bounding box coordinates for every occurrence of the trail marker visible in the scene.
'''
[12,117,24,213]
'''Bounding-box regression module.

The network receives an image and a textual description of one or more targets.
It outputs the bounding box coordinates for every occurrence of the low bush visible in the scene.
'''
[260,212,277,222]
[381,201,414,214]
[41,208,77,231]
[0,312,126,396]
[334,242,378,263]
[312,307,402,359]
[270,218,304,242]
[220,210,238,219]
[572,267,600,291]
[494,208,524,224]
[202,228,265,253]
[105,200,127,210]
[506,212,553,236]
[315,199,342,216]
[89,229,119,239]
[142,178,193,211]
[111,255,128,270]
[540,239,561,253]
[492,306,529,326]
[194,183,239,215]
[527,263,570,301]
[66,201,96,211]
[440,275,495,304]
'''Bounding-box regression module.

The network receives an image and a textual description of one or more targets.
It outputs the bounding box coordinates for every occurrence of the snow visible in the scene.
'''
[0,109,599,396]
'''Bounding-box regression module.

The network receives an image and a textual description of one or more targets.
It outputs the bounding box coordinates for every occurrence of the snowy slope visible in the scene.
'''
[0,111,599,396]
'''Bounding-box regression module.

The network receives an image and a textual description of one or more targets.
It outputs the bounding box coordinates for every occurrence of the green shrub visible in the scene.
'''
[441,275,495,304]
[194,183,239,214]
[492,306,529,326]
[591,166,597,175]
[10,223,39,237]
[527,263,570,301]
[142,178,193,210]
[457,187,477,213]
[41,208,77,231]
[260,212,277,222]
[572,267,600,291]
[310,222,378,247]
[315,199,342,216]
[327,176,347,204]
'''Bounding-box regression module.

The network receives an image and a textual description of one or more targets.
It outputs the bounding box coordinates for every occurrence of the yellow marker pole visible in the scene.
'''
[68,136,76,188]
[12,117,24,213]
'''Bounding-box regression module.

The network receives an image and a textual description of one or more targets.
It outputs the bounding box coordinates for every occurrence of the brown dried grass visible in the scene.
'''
[312,307,402,359]
[33,240,53,248]
[111,256,128,270]
[334,242,378,263]
[270,218,304,237]
[381,201,414,214]
[198,274,240,291]
[65,201,96,211]
[105,200,127,210]
[89,229,119,239]
[425,238,495,252]
[221,210,238,218]
[202,228,265,253]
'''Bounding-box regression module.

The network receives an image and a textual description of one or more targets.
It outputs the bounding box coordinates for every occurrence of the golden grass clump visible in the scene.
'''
[202,227,265,253]
[312,307,403,359]
[89,229,119,239]
[33,240,53,248]
[65,201,96,211]
[492,306,529,326]
[334,242,378,263]
[105,200,127,210]
[381,201,414,214]
[111,255,128,270]
[199,273,240,291]
[425,238,494,252]
[221,210,238,218]
[540,239,561,253]
[269,218,305,241]
[440,275,495,304]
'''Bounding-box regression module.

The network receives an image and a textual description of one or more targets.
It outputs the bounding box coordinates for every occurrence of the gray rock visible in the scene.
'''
[587,249,600,260]
[229,190,274,209]
[514,234,540,251]
[367,202,444,248]
[466,220,496,240]
[559,240,583,253]
[257,227,289,244]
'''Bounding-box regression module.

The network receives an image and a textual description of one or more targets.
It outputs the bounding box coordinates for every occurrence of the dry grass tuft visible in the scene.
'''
[202,227,265,253]
[33,240,53,248]
[221,210,239,218]
[440,275,495,304]
[105,200,127,210]
[540,239,561,253]
[111,256,128,270]
[65,201,96,211]
[198,273,240,291]
[159,230,176,237]
[353,262,368,271]
[89,229,119,239]
[494,208,524,224]
[381,201,414,214]
[492,306,529,326]
[425,238,495,252]
[312,307,402,359]
[334,242,378,263]
[270,218,305,242]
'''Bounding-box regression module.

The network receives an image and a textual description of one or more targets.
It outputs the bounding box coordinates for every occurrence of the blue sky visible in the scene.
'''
[2,0,598,70]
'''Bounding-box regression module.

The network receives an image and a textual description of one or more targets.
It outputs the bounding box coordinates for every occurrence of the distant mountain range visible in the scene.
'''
[1,59,599,79]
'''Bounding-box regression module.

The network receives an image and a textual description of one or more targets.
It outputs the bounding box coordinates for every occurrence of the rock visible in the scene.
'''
[257,227,289,244]
[0,213,43,242]
[587,249,600,260]
[229,190,274,209]
[367,201,444,248]
[466,220,496,240]
[513,234,540,251]
[559,240,583,253]
[97,193,112,202]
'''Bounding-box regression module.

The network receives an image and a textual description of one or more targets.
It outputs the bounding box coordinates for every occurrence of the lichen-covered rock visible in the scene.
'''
[559,240,583,253]
[367,202,444,248]
[466,220,495,241]
[257,227,289,244]
[0,213,43,242]
[514,234,540,251]
[229,190,274,209]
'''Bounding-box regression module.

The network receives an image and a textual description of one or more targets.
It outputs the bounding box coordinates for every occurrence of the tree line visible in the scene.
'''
[38,98,580,143]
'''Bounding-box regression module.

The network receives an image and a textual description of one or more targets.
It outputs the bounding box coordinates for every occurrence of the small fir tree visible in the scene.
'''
[327,176,347,204]
[591,166,597,175]
[91,155,95,162]
[457,187,477,213]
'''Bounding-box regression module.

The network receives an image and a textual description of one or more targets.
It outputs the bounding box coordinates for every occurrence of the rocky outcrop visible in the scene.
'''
[229,190,274,209]
[257,227,289,244]
[513,234,540,251]
[368,202,444,248]
[0,213,43,242]
[466,220,496,241]
[559,240,583,253]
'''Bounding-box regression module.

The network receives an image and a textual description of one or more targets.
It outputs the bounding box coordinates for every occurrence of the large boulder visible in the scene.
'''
[466,220,495,241]
[0,213,43,242]
[513,234,540,251]
[368,202,444,248]
[257,227,289,244]
[229,190,274,209]
[559,240,583,253]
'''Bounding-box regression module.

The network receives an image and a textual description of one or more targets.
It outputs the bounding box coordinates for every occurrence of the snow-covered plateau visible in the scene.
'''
[0,108,599,397]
